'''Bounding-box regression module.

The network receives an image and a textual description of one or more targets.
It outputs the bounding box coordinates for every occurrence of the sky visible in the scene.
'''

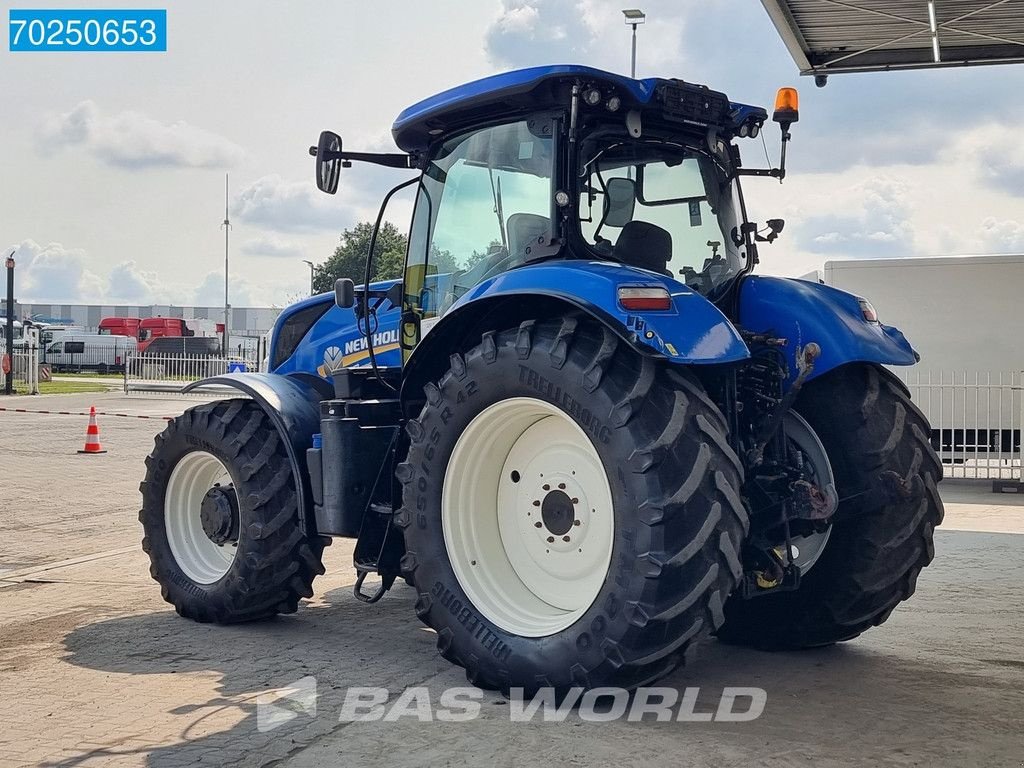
[3,0,1024,307]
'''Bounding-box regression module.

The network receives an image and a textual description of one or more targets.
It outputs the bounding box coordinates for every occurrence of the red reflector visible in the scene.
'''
[618,287,671,311]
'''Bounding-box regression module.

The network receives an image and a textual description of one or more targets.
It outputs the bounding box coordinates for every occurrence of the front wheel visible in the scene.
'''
[397,319,748,694]
[139,399,327,623]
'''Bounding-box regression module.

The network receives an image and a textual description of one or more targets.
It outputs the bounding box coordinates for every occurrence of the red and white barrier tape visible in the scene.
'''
[0,406,172,421]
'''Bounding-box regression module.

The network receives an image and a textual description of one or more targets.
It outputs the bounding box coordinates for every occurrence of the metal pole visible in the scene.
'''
[630,23,637,78]
[302,260,315,296]
[222,174,231,355]
[4,253,14,396]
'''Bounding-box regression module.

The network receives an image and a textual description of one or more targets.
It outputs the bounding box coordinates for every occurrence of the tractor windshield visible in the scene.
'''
[404,120,554,323]
[576,137,745,295]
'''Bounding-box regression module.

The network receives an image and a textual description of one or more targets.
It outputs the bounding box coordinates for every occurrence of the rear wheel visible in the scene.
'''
[140,399,327,623]
[397,319,748,694]
[718,363,943,649]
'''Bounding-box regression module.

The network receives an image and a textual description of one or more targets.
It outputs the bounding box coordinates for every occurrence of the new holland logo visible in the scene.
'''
[322,346,344,373]
[343,329,399,357]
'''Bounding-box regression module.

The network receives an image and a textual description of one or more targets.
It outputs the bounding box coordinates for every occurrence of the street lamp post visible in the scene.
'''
[622,8,646,78]
[221,174,231,356]
[4,253,15,396]
[302,260,315,296]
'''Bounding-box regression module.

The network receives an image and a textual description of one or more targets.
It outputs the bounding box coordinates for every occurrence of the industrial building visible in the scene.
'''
[2,301,280,337]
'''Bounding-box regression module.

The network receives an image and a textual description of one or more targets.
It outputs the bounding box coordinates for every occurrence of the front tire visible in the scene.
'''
[718,363,943,649]
[397,319,748,694]
[140,399,327,623]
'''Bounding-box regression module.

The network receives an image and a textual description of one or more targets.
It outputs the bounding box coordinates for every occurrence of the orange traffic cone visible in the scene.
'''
[77,406,107,455]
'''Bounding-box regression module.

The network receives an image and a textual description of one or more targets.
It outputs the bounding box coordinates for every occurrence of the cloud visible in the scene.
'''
[233,175,353,233]
[3,238,311,307]
[951,124,1024,198]
[239,235,305,259]
[4,239,104,303]
[192,271,306,308]
[485,1,576,66]
[484,0,687,72]
[39,101,245,170]
[194,271,252,307]
[106,260,164,303]
[976,217,1024,253]
[793,176,916,257]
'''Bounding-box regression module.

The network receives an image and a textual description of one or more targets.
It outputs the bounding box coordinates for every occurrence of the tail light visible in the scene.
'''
[618,286,672,311]
[857,298,879,323]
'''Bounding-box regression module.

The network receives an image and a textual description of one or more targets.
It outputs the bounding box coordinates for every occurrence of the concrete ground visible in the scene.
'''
[0,392,1021,768]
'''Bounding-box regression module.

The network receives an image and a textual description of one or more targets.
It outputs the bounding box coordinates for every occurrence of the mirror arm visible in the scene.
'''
[308,147,416,169]
[735,167,784,179]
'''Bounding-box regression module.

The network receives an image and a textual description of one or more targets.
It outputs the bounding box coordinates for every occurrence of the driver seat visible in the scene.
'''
[614,221,673,276]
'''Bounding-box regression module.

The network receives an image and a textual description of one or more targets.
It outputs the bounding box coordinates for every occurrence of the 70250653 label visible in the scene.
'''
[9,9,166,52]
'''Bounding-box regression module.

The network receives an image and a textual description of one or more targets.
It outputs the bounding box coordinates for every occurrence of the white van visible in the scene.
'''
[38,324,85,348]
[45,333,137,373]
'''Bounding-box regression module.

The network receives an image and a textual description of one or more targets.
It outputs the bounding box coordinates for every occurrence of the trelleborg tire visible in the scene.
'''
[718,363,943,649]
[396,318,748,695]
[140,398,327,623]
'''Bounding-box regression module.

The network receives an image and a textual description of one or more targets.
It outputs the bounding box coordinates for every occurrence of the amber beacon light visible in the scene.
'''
[773,87,799,125]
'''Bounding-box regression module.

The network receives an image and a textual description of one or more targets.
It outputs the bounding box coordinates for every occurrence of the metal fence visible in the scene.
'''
[124,353,261,395]
[896,370,1023,483]
[11,347,43,394]
[10,329,43,394]
[42,346,130,373]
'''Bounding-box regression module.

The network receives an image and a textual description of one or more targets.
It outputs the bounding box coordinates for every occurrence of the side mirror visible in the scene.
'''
[385,282,404,309]
[757,218,786,244]
[604,177,637,227]
[335,278,355,309]
[311,131,343,194]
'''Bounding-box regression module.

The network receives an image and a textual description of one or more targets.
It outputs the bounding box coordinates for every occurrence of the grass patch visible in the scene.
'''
[54,372,124,379]
[18,380,112,395]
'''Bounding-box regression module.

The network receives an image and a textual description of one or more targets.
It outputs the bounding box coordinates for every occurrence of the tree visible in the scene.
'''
[313,222,407,293]
[430,245,459,275]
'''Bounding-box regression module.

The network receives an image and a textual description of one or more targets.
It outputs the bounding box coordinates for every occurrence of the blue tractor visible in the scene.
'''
[140,66,942,694]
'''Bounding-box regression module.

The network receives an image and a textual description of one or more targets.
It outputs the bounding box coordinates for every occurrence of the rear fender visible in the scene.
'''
[182,372,327,535]
[738,275,918,388]
[402,260,749,405]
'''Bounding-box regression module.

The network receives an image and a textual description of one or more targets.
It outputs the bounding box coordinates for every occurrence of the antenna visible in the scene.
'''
[221,173,231,356]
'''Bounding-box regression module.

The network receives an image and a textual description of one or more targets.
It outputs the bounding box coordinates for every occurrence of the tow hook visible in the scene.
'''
[353,570,396,603]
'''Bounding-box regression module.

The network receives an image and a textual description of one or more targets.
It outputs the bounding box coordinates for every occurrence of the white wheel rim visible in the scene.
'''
[442,397,615,637]
[785,412,836,573]
[164,450,238,584]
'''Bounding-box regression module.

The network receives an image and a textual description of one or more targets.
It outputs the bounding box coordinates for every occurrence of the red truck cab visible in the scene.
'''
[138,317,189,353]
[136,317,226,353]
[98,317,142,339]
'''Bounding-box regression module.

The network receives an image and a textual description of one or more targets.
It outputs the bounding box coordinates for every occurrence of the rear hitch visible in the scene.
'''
[738,545,802,598]
[353,569,396,604]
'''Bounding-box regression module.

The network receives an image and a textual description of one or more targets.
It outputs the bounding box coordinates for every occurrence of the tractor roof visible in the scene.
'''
[392,65,765,154]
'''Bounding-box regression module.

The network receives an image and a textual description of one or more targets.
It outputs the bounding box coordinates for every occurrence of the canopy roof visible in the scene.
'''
[391,65,766,153]
[761,0,1024,76]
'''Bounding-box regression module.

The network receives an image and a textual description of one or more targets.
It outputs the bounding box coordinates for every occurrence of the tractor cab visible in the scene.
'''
[313,66,796,367]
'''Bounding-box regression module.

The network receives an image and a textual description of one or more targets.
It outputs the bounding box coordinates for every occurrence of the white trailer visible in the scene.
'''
[823,254,1024,486]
